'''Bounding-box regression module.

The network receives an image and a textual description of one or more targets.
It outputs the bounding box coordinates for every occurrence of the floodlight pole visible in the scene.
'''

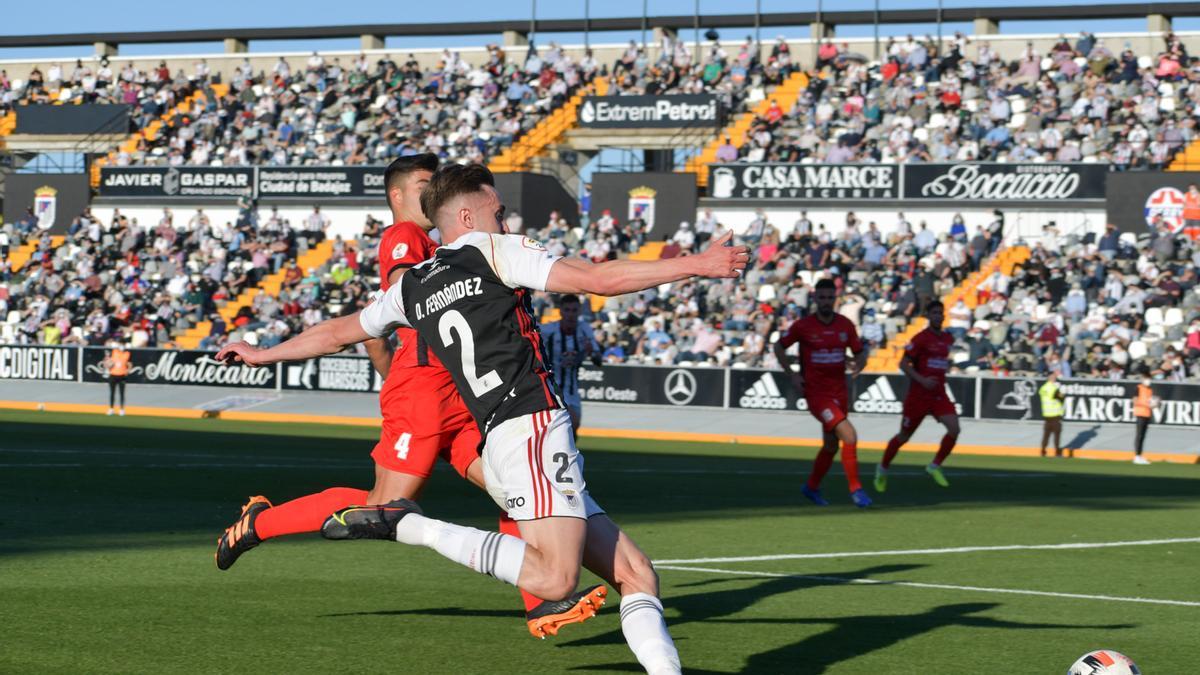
[873,0,880,61]
[754,0,761,48]
[530,0,537,45]
[694,0,700,64]
[584,0,590,50]
[642,0,648,51]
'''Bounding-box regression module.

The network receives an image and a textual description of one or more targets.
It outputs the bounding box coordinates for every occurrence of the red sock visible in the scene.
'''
[841,442,862,493]
[933,434,957,466]
[255,487,368,540]
[499,513,541,613]
[881,435,903,469]
[806,450,836,491]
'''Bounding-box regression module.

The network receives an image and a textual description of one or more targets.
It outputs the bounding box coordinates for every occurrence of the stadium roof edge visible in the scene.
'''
[5,3,1200,48]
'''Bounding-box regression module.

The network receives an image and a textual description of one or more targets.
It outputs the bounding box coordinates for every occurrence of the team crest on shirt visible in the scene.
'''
[838,332,847,342]
[391,242,409,260]
[522,237,546,251]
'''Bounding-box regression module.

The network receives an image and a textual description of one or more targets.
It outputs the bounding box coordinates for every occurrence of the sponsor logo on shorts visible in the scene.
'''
[854,376,903,414]
[821,408,835,422]
[506,496,526,509]
[740,373,787,409]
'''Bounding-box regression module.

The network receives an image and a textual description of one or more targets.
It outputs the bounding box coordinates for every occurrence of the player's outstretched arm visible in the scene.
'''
[546,231,749,296]
[217,314,372,367]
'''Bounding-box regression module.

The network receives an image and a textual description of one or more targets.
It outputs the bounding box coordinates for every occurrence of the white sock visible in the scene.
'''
[619,593,681,675]
[394,513,525,586]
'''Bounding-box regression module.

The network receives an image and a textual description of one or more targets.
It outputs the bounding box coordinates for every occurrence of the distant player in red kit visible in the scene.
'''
[773,278,872,508]
[875,300,960,491]
[214,154,601,638]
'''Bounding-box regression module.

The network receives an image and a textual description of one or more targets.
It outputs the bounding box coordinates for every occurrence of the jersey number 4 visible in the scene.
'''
[438,309,502,397]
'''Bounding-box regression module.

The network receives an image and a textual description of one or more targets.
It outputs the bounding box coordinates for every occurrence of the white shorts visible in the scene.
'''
[483,408,604,522]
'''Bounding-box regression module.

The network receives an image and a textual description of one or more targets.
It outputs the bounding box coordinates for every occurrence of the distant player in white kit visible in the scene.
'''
[217,164,750,674]
[541,294,600,432]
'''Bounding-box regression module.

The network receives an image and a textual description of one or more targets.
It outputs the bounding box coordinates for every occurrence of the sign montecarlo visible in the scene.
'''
[577,95,720,128]
[707,162,1107,203]
[81,348,273,388]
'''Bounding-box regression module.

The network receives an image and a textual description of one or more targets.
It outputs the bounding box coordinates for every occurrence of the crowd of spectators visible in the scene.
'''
[717,31,1199,167]
[0,205,317,349]
[6,201,1200,384]
[1,42,598,167]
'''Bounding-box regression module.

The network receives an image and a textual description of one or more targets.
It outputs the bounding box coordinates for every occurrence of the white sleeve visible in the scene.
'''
[358,284,410,337]
[486,233,562,291]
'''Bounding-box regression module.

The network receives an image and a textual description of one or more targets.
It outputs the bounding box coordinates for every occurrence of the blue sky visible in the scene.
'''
[2,0,1195,60]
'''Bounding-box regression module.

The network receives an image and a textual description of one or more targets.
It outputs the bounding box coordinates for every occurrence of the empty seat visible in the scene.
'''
[1164,307,1184,326]
[1145,307,1164,327]
[1128,340,1148,361]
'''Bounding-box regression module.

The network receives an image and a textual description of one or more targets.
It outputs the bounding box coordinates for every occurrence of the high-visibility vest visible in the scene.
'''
[1184,191,1200,221]
[109,350,130,377]
[1039,381,1064,418]
[1133,384,1154,418]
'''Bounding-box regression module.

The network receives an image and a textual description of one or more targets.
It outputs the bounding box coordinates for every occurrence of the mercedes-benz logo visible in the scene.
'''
[664,369,697,406]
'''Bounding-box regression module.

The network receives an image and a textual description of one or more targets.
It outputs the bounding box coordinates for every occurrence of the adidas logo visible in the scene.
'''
[854,376,904,414]
[739,373,788,410]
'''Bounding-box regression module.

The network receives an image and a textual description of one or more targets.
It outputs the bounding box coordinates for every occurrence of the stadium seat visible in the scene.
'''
[1164,308,1184,327]
[1145,307,1164,327]
[1129,341,1148,361]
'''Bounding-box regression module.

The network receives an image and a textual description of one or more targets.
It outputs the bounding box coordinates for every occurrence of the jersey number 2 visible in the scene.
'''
[438,309,502,397]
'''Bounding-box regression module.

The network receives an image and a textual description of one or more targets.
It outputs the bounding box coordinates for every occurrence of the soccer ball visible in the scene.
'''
[1068,650,1140,675]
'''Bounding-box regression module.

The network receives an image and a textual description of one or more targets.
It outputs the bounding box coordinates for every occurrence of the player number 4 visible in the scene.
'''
[438,309,502,397]
[394,432,412,460]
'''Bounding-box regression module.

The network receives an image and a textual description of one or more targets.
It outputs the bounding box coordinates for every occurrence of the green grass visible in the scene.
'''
[1,409,1198,674]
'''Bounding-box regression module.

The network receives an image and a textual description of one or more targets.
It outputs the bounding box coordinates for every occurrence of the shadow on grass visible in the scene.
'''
[1,417,1198,557]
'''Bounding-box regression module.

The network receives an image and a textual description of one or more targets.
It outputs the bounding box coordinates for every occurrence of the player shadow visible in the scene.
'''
[1062,424,1102,456]
[559,563,924,654]
[574,601,1134,674]
[319,607,518,619]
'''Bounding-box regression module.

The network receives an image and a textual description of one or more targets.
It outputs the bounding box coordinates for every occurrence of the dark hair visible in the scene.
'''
[926,299,944,313]
[814,278,837,292]
[558,294,581,307]
[420,164,495,222]
[384,153,439,195]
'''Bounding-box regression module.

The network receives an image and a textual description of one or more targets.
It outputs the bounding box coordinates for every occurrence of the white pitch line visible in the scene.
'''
[655,564,1200,608]
[655,537,1200,565]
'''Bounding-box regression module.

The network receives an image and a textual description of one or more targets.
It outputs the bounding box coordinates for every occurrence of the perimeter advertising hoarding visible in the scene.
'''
[80,348,275,389]
[577,95,721,129]
[729,369,975,418]
[577,365,725,407]
[0,345,76,381]
[1105,171,1200,235]
[280,356,383,393]
[707,163,1107,204]
[979,377,1200,426]
[99,167,254,198]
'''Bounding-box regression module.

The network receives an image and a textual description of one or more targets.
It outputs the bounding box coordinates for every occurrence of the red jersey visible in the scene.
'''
[904,327,954,393]
[779,313,862,396]
[377,221,444,370]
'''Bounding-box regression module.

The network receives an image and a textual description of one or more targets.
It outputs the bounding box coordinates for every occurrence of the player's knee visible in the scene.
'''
[542,568,581,602]
[616,549,659,596]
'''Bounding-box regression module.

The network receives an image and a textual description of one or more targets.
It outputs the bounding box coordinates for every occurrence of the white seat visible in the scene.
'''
[1164,307,1184,326]
[1010,98,1028,114]
[1008,112,1026,129]
[1138,55,1153,69]
[928,112,947,129]
[1074,57,1089,68]
[1128,340,1148,361]
[5,310,19,324]
[1145,307,1165,327]
[1160,96,1176,112]
[1040,57,1054,72]
[1146,324,1167,339]
[913,127,930,142]
[1082,155,1098,163]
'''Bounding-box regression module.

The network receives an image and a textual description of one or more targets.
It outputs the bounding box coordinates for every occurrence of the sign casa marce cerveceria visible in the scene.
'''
[707,162,1107,202]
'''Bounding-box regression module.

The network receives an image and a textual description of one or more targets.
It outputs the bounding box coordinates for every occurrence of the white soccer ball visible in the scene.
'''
[1068,650,1140,675]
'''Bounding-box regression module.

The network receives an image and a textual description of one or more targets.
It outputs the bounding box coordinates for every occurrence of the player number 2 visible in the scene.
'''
[552,452,573,483]
[438,309,502,397]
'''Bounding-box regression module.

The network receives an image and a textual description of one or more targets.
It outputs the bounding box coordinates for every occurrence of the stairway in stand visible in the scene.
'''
[174,239,338,349]
[863,246,1031,372]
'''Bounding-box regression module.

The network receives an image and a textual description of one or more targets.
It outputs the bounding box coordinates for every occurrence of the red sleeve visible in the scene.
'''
[846,317,863,353]
[378,225,433,284]
[778,320,803,349]
[904,331,922,359]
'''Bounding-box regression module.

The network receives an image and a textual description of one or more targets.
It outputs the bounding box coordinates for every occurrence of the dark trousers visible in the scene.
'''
[1041,416,1062,455]
[109,376,126,408]
[1135,416,1151,455]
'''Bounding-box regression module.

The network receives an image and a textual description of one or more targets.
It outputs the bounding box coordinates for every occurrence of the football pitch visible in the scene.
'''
[2,410,1198,674]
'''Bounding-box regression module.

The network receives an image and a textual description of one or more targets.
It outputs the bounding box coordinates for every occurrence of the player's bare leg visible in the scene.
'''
[581,514,681,675]
[925,414,960,487]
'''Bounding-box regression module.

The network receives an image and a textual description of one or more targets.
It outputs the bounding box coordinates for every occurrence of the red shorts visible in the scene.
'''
[806,394,848,433]
[370,369,481,479]
[901,393,958,431]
